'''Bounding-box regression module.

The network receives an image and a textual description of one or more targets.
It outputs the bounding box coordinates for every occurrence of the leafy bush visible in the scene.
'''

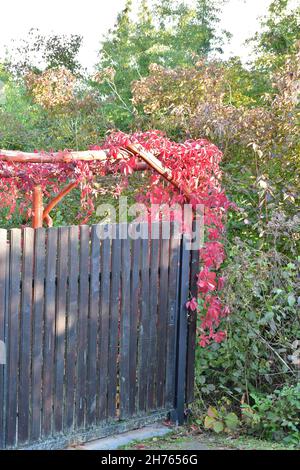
[204,402,240,435]
[196,235,299,395]
[242,384,300,446]
[194,207,299,445]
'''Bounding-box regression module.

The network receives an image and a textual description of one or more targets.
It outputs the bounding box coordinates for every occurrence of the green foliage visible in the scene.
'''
[40,33,82,74]
[0,77,43,150]
[194,198,299,444]
[5,28,83,76]
[0,30,97,153]
[152,0,229,57]
[204,403,240,434]
[249,0,300,59]
[0,80,108,151]
[196,243,299,393]
[242,384,300,445]
[0,63,109,151]
[94,0,228,129]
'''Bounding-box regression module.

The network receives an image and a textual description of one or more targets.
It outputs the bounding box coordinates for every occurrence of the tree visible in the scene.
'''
[93,0,137,128]
[41,33,82,74]
[95,0,229,129]
[249,0,300,68]
[153,0,229,57]
[5,28,83,76]
[1,30,108,153]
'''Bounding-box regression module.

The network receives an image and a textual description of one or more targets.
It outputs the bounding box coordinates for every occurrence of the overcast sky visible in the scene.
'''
[0,0,292,70]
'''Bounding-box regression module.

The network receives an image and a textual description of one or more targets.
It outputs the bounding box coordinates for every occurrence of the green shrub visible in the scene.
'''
[242,384,300,446]
[203,402,240,435]
[196,237,299,396]
[194,206,299,445]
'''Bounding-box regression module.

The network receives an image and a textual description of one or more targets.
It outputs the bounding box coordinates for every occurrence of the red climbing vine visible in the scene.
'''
[0,130,232,346]
[104,131,232,347]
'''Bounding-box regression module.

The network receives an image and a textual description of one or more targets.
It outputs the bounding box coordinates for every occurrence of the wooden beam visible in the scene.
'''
[32,186,44,229]
[0,149,111,163]
[41,164,149,227]
[126,144,192,199]
[1,144,191,227]
[42,181,79,227]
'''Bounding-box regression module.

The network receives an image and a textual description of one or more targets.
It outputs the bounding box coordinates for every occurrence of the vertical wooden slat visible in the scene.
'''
[107,229,121,419]
[0,219,199,447]
[54,227,68,432]
[76,225,89,429]
[18,228,34,444]
[165,224,181,407]
[65,226,79,430]
[119,227,131,418]
[31,228,46,442]
[147,224,160,410]
[98,235,111,421]
[156,222,170,408]
[0,219,202,448]
[172,234,191,425]
[6,229,22,447]
[42,228,58,437]
[0,229,7,449]
[186,246,199,403]
[138,229,150,412]
[86,225,100,426]
[129,233,141,415]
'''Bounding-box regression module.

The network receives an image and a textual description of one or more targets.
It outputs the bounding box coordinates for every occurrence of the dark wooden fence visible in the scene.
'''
[0,222,198,449]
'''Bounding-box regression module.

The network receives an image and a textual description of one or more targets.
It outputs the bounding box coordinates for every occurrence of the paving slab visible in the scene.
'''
[70,423,172,450]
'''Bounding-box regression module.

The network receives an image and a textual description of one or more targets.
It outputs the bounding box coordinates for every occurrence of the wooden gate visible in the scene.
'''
[0,222,198,449]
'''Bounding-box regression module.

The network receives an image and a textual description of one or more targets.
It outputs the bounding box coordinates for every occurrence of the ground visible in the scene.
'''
[120,427,295,451]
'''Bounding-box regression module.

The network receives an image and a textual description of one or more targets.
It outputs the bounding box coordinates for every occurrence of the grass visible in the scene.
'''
[200,434,296,450]
[120,427,296,450]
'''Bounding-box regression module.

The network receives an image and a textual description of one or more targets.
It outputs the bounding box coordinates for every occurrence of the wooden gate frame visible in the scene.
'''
[0,142,199,438]
[0,143,192,229]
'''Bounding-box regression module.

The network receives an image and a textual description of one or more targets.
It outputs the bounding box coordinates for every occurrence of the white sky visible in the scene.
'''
[0,0,293,70]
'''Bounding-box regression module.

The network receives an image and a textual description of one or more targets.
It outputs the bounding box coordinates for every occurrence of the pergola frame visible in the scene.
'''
[0,143,191,228]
